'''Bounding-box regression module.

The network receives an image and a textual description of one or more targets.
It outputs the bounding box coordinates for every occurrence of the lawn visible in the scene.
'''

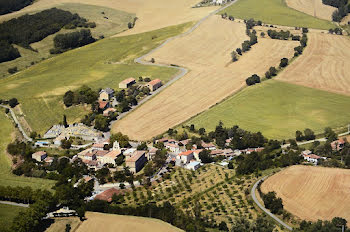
[0,22,193,135]
[220,0,335,29]
[185,80,350,140]
[0,203,26,231]
[0,110,55,190]
[0,3,135,78]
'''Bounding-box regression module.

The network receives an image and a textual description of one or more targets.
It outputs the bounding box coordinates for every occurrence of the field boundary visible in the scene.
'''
[251,175,293,231]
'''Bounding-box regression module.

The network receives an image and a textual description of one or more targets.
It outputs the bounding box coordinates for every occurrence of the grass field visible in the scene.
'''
[0,23,192,135]
[76,212,183,232]
[220,0,335,29]
[261,165,350,224]
[0,109,55,190]
[0,203,26,231]
[113,16,298,140]
[0,3,134,78]
[45,217,81,232]
[285,0,336,21]
[185,80,350,140]
[278,33,350,96]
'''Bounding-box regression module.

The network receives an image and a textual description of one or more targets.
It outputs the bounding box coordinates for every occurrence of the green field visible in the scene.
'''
[0,110,55,189]
[0,203,26,231]
[220,0,335,29]
[185,80,350,140]
[0,22,192,135]
[0,3,135,78]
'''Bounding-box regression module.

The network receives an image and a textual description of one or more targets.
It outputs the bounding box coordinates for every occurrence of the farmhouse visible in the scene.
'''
[103,108,117,117]
[201,142,216,150]
[32,151,47,162]
[100,150,122,166]
[177,150,194,164]
[99,101,110,110]
[95,188,123,202]
[99,88,114,101]
[126,151,147,173]
[119,78,136,89]
[146,79,162,91]
[331,138,346,151]
[165,143,181,153]
[303,154,322,165]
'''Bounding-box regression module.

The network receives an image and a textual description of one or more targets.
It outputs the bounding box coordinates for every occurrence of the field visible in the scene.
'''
[261,165,350,224]
[278,33,350,96]
[0,203,26,231]
[0,3,134,78]
[285,0,336,21]
[0,23,192,135]
[113,15,298,140]
[76,212,183,232]
[220,0,335,29]
[0,109,54,189]
[185,80,350,140]
[0,0,217,37]
[45,217,81,232]
[122,165,260,227]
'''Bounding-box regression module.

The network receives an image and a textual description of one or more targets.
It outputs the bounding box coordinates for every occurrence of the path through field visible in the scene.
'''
[285,0,336,21]
[0,0,218,36]
[278,33,350,96]
[261,166,350,224]
[113,15,299,140]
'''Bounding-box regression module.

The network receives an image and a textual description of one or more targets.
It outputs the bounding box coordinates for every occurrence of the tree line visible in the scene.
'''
[0,40,20,63]
[50,29,96,54]
[322,0,350,22]
[0,0,34,15]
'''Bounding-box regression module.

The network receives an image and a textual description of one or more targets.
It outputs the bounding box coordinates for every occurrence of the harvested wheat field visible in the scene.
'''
[261,165,350,224]
[278,33,350,96]
[0,0,217,36]
[76,212,183,232]
[285,0,336,21]
[113,15,299,140]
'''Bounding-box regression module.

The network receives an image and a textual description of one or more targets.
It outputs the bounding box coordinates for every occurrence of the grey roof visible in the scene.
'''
[100,88,114,95]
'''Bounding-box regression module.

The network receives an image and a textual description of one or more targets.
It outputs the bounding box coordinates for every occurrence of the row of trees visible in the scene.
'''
[295,128,316,141]
[63,85,98,107]
[322,0,350,21]
[0,40,20,62]
[50,29,96,54]
[0,0,34,15]
[267,29,291,40]
[323,0,348,8]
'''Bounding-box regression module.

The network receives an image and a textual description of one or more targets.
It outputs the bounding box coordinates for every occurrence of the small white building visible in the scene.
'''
[32,151,47,162]
[185,161,201,171]
[303,154,325,165]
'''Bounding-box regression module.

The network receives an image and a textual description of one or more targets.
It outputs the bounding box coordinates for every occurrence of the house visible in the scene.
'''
[177,150,194,164]
[179,139,191,146]
[119,78,136,89]
[303,154,325,165]
[165,143,181,153]
[156,138,168,144]
[82,159,98,169]
[46,207,77,218]
[331,138,346,151]
[94,188,123,202]
[44,156,54,164]
[103,108,117,117]
[92,143,106,151]
[99,88,114,101]
[210,149,224,156]
[192,149,203,161]
[185,161,201,171]
[79,150,97,161]
[201,142,216,150]
[123,148,137,158]
[148,147,158,160]
[99,101,110,110]
[100,150,122,166]
[95,150,109,161]
[146,79,162,91]
[223,149,235,157]
[32,151,47,162]
[126,151,147,173]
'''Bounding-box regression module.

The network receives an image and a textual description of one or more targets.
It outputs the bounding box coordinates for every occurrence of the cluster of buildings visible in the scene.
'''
[301,150,326,165]
[118,77,163,91]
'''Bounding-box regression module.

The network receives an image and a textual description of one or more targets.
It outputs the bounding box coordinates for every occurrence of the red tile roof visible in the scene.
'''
[99,101,109,109]
[120,78,136,84]
[95,188,123,202]
[147,79,162,86]
[179,150,193,156]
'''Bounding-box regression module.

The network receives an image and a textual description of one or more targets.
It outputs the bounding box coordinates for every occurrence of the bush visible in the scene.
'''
[279,58,289,68]
[246,74,260,86]
[8,66,18,74]
[0,41,20,63]
[8,98,18,108]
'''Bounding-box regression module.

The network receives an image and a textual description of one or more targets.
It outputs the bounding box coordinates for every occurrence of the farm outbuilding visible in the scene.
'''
[119,78,136,89]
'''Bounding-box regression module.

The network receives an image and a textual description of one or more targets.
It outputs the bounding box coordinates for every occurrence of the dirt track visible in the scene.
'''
[113,15,298,140]
[278,33,350,96]
[0,0,218,36]
[261,165,350,224]
[285,0,336,21]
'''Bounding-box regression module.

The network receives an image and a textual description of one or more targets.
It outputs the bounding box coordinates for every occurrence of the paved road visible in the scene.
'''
[111,0,238,126]
[0,105,32,142]
[251,176,293,231]
[281,131,349,148]
[0,200,29,208]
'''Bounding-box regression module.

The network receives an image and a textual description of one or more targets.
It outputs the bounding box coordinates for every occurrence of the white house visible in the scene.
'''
[185,161,201,171]
[303,154,325,165]
[177,150,194,164]
[166,143,181,153]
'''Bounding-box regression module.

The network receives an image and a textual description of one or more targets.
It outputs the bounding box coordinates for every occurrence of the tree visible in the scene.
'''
[236,48,242,55]
[304,128,315,141]
[199,150,213,163]
[30,131,37,140]
[63,90,74,107]
[110,132,130,148]
[94,115,109,132]
[231,51,238,62]
[219,221,229,231]
[269,66,277,76]
[324,127,337,142]
[61,138,72,149]
[190,124,195,131]
[295,130,304,141]
[8,98,18,108]
[65,224,71,232]
[198,127,206,135]
[137,142,147,150]
[260,31,265,37]
[279,58,289,68]
[144,162,154,177]
[63,115,68,128]
[262,191,283,214]
[246,74,260,86]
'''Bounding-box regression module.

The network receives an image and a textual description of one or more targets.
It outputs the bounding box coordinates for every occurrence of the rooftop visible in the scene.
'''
[33,151,47,156]
[105,150,122,158]
[95,188,123,202]
[179,150,193,156]
[120,78,136,84]
[147,79,162,86]
[126,150,146,162]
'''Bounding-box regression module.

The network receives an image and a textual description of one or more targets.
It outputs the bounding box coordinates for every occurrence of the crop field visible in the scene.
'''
[220,0,335,29]
[285,0,336,21]
[0,23,192,135]
[113,15,298,140]
[0,0,217,37]
[0,110,55,189]
[185,80,350,140]
[76,212,182,232]
[0,203,26,231]
[261,165,350,224]
[0,3,134,78]
[278,33,350,96]
[123,165,259,227]
[45,217,81,232]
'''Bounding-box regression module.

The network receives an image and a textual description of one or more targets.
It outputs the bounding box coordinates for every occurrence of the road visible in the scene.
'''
[110,0,238,126]
[0,200,29,208]
[0,105,32,142]
[251,176,293,231]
